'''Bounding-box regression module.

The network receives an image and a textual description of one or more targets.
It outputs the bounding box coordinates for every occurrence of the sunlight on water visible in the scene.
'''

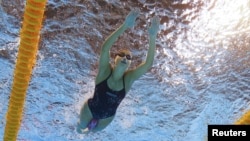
[192,0,250,46]
[160,0,250,49]
[175,0,248,66]
[155,0,250,85]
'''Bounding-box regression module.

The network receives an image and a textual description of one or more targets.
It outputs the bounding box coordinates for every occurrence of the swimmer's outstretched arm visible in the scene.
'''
[97,9,140,77]
[146,16,160,67]
[126,16,160,84]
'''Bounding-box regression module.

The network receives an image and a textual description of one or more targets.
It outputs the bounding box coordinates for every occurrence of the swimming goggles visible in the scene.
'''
[116,52,132,60]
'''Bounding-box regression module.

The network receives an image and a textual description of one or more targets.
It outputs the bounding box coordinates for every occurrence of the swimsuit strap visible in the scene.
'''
[106,69,113,80]
[122,75,125,91]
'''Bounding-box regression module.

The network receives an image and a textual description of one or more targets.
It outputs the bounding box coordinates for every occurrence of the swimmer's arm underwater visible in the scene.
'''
[126,16,160,85]
[97,9,140,78]
[146,16,160,67]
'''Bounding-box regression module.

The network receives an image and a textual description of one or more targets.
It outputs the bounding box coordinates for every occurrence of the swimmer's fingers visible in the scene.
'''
[148,16,160,36]
[124,8,140,28]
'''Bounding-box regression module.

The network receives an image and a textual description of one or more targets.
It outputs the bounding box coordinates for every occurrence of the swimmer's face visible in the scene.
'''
[114,50,132,69]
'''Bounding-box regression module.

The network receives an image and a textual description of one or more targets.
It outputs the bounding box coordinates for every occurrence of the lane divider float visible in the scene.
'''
[3,0,47,140]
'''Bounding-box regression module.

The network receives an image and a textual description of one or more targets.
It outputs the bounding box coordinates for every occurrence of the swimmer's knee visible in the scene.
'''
[77,114,92,132]
[77,121,86,134]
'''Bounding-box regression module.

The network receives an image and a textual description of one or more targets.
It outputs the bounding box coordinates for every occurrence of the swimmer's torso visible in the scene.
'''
[88,71,126,119]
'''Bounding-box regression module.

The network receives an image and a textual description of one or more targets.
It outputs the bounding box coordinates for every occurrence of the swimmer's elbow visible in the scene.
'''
[143,61,153,70]
[146,57,154,67]
[147,62,153,68]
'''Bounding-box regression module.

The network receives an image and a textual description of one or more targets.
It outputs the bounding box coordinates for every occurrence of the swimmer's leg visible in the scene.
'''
[77,101,93,134]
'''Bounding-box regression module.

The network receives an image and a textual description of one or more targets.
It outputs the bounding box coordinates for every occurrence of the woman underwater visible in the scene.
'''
[77,9,160,133]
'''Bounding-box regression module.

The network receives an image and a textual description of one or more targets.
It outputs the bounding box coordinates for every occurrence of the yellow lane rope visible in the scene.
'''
[235,110,250,125]
[3,0,47,140]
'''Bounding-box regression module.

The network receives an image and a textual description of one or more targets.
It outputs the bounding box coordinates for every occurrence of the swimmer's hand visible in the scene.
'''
[148,16,160,37]
[124,9,140,28]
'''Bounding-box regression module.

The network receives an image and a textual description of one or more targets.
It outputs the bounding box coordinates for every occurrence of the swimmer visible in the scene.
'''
[77,9,160,133]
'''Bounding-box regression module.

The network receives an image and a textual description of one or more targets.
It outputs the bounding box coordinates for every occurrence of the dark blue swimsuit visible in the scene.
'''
[88,71,126,119]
